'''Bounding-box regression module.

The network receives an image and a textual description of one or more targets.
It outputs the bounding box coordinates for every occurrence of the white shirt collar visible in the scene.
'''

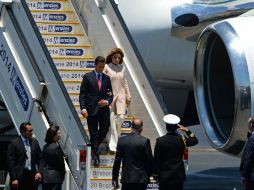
[21,135,29,144]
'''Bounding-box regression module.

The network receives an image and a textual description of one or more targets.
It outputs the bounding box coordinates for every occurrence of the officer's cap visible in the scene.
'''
[163,114,180,125]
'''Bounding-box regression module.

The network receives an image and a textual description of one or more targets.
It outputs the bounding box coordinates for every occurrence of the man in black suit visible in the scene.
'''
[241,117,254,190]
[153,114,198,190]
[79,56,113,165]
[112,119,153,190]
[240,117,253,172]
[7,122,42,190]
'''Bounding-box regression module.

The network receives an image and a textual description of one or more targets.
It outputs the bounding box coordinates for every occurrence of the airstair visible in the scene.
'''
[0,0,166,189]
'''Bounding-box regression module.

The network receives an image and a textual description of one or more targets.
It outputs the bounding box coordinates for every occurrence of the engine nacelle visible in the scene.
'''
[194,16,254,155]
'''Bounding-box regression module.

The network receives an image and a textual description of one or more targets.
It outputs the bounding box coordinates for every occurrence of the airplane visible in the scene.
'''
[0,0,253,161]
[6,0,254,188]
[117,0,254,156]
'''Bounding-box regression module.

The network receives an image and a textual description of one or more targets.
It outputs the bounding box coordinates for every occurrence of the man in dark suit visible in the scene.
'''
[241,117,254,190]
[112,119,153,190]
[153,114,198,190]
[7,122,42,190]
[240,117,253,172]
[79,56,113,165]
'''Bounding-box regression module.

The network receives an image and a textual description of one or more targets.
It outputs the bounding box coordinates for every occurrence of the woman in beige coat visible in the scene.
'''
[104,48,131,151]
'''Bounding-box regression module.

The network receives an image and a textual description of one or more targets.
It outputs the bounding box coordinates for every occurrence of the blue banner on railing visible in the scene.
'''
[0,33,31,112]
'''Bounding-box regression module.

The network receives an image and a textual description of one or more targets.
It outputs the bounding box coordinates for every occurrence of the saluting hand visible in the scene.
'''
[177,124,189,132]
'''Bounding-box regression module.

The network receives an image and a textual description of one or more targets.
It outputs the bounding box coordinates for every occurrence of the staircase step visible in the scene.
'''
[121,128,131,132]
[69,93,79,104]
[31,12,79,23]
[80,118,86,127]
[37,21,80,25]
[37,23,84,35]
[74,104,80,114]
[54,58,94,69]
[27,1,72,12]
[31,9,74,13]
[90,180,159,190]
[90,179,113,190]
[43,35,90,46]
[147,182,159,190]
[96,154,115,166]
[58,68,92,71]
[48,46,93,58]
[59,70,87,81]
[63,81,81,93]
[83,126,131,135]
[90,166,116,179]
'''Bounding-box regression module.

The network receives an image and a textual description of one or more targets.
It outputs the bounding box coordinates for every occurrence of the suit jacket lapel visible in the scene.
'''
[19,136,26,153]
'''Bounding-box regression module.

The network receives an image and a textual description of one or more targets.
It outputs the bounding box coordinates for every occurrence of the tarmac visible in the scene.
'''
[184,125,243,190]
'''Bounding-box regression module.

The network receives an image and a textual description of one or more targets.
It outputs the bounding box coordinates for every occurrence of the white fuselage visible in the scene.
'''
[117,0,195,89]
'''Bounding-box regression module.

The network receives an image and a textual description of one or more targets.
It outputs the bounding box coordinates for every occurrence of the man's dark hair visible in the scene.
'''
[20,122,32,132]
[45,125,60,143]
[166,123,178,132]
[95,56,105,65]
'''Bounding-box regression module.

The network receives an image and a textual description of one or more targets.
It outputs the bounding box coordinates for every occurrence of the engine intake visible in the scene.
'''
[194,16,254,155]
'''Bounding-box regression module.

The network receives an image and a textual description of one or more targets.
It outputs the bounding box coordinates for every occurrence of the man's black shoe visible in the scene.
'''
[94,157,100,166]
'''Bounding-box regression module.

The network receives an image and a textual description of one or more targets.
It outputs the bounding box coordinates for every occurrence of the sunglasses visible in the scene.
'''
[26,129,33,133]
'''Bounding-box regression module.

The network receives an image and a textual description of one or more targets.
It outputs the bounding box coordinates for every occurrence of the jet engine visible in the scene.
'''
[194,16,254,155]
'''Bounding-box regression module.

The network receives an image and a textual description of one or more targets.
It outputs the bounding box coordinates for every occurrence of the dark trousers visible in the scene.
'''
[159,182,184,190]
[42,183,62,190]
[121,183,147,190]
[87,109,110,158]
[10,169,38,190]
[246,181,254,190]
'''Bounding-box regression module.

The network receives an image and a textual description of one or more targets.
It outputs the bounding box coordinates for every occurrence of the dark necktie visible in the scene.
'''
[25,139,30,146]
[97,73,101,90]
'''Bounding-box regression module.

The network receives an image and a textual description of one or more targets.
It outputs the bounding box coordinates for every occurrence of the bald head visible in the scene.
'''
[131,119,143,133]
[248,117,254,132]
